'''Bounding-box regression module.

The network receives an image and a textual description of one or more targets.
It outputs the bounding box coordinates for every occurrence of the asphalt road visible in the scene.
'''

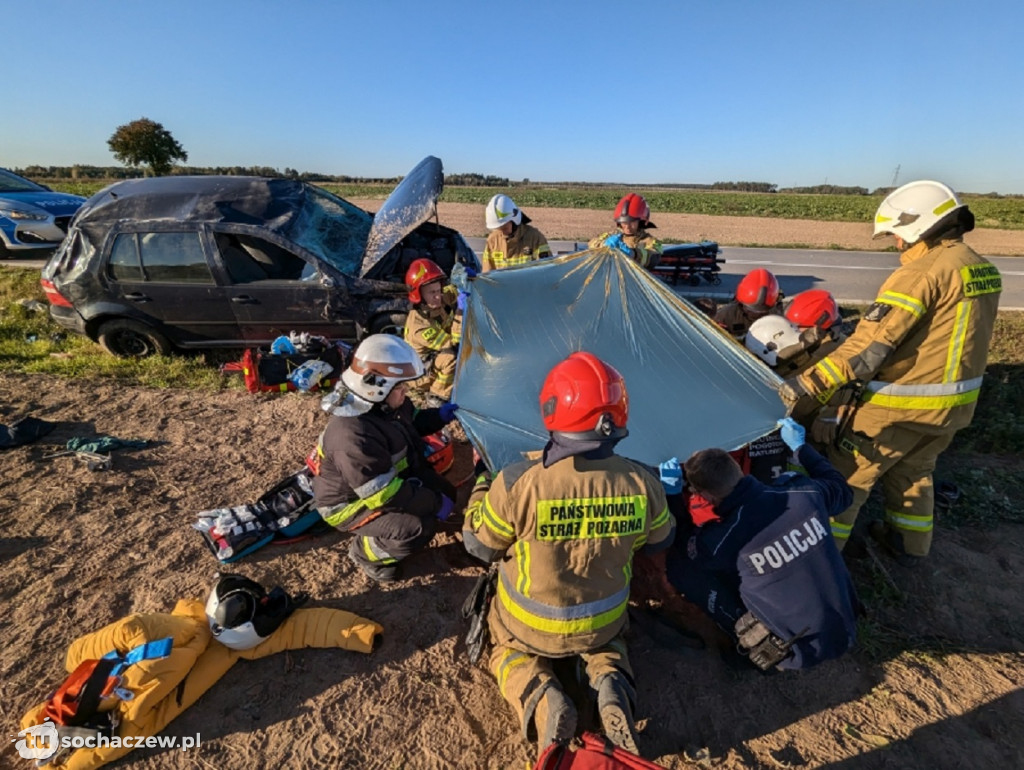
[7,242,1022,309]
[464,238,1024,310]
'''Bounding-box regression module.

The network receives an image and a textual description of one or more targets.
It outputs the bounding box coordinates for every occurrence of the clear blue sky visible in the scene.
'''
[4,1,1023,192]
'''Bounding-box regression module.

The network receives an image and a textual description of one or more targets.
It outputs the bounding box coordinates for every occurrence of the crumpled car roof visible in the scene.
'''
[452,249,785,471]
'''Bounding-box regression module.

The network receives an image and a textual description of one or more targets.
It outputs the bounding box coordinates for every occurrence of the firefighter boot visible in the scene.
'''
[868,521,922,569]
[596,673,640,755]
[533,684,578,754]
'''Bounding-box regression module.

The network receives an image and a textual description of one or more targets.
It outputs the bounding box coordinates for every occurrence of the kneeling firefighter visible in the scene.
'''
[314,334,459,582]
[462,352,675,757]
[403,258,462,405]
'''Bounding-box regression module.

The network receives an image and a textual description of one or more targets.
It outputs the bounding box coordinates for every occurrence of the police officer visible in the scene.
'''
[779,181,1002,563]
[667,419,859,671]
[403,258,462,405]
[714,268,784,340]
[462,352,675,756]
[481,194,551,272]
[589,193,663,269]
[314,335,458,582]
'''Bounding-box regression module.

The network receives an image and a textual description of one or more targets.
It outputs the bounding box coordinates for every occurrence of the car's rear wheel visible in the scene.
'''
[97,319,173,358]
[367,312,407,338]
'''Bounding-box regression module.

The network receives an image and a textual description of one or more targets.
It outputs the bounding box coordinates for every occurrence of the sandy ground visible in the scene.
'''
[2,207,1023,769]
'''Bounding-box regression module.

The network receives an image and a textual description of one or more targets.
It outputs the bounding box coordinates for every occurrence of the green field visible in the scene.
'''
[40,180,1024,231]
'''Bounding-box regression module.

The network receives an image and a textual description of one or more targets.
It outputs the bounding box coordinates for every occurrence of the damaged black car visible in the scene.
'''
[41,156,478,357]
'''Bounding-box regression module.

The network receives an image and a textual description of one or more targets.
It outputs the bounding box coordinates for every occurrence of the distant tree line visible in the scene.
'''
[13,165,1020,199]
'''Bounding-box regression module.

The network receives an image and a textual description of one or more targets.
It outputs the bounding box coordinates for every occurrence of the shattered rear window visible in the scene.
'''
[287,186,372,275]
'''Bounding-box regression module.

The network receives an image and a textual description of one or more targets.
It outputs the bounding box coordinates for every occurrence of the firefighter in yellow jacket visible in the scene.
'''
[404,258,462,404]
[481,193,551,272]
[463,352,675,756]
[588,193,663,269]
[779,181,1001,564]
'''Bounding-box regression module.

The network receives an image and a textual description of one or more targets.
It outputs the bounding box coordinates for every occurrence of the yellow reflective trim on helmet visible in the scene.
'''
[875,214,893,224]
[878,291,926,318]
[933,198,956,216]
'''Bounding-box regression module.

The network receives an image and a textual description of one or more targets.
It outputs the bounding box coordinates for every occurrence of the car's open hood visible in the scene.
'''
[359,156,444,277]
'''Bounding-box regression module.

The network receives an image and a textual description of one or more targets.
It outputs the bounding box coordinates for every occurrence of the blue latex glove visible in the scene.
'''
[603,233,632,256]
[457,291,470,312]
[464,266,479,278]
[436,494,455,521]
[776,417,806,452]
[658,457,684,495]
[439,402,459,423]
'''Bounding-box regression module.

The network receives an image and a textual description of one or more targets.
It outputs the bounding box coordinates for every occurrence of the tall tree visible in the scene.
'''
[107,117,188,176]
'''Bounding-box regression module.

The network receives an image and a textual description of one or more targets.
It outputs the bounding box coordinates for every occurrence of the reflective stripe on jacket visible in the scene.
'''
[312,400,444,530]
[482,224,551,272]
[797,238,1000,428]
[464,454,674,656]
[404,285,462,354]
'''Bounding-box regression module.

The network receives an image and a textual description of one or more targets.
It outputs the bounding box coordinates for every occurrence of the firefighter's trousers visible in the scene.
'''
[487,618,632,741]
[827,410,956,557]
[348,512,437,571]
[429,349,457,400]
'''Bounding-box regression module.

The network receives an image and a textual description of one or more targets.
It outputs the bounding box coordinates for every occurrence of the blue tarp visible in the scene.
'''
[452,249,785,472]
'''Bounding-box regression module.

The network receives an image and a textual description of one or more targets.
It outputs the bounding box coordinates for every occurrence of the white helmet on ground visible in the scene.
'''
[340,334,424,404]
[485,193,523,230]
[745,315,802,367]
[206,574,305,651]
[873,180,965,244]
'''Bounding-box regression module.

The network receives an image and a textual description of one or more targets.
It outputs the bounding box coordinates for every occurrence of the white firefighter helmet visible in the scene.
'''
[206,574,304,650]
[340,333,424,404]
[745,315,802,367]
[485,193,523,230]
[873,180,965,244]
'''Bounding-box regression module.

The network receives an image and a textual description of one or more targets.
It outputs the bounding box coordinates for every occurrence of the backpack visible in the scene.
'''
[236,339,351,394]
[42,637,174,728]
[535,733,666,770]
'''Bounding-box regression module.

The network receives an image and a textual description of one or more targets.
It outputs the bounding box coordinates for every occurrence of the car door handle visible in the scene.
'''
[123,292,151,302]
[231,295,258,304]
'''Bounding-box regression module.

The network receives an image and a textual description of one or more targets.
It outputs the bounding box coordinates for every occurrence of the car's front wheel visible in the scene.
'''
[97,319,174,358]
[367,312,407,338]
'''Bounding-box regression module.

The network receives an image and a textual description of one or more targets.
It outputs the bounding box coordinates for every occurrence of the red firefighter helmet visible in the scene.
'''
[539,352,628,439]
[405,258,446,304]
[786,289,839,330]
[736,268,780,312]
[614,193,654,228]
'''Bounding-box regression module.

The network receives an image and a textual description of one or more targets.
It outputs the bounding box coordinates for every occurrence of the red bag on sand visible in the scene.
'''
[535,733,666,770]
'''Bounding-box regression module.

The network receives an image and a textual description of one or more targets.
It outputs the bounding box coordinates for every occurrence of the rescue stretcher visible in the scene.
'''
[650,241,724,287]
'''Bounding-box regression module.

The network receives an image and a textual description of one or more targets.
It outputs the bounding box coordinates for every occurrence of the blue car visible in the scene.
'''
[0,168,85,258]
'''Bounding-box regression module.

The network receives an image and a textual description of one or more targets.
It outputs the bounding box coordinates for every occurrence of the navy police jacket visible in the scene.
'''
[690,444,859,669]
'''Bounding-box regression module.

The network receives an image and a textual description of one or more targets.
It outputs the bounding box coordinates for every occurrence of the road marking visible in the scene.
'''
[725,259,894,271]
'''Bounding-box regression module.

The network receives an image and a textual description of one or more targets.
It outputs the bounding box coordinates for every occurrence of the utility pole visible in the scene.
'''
[891,164,901,188]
